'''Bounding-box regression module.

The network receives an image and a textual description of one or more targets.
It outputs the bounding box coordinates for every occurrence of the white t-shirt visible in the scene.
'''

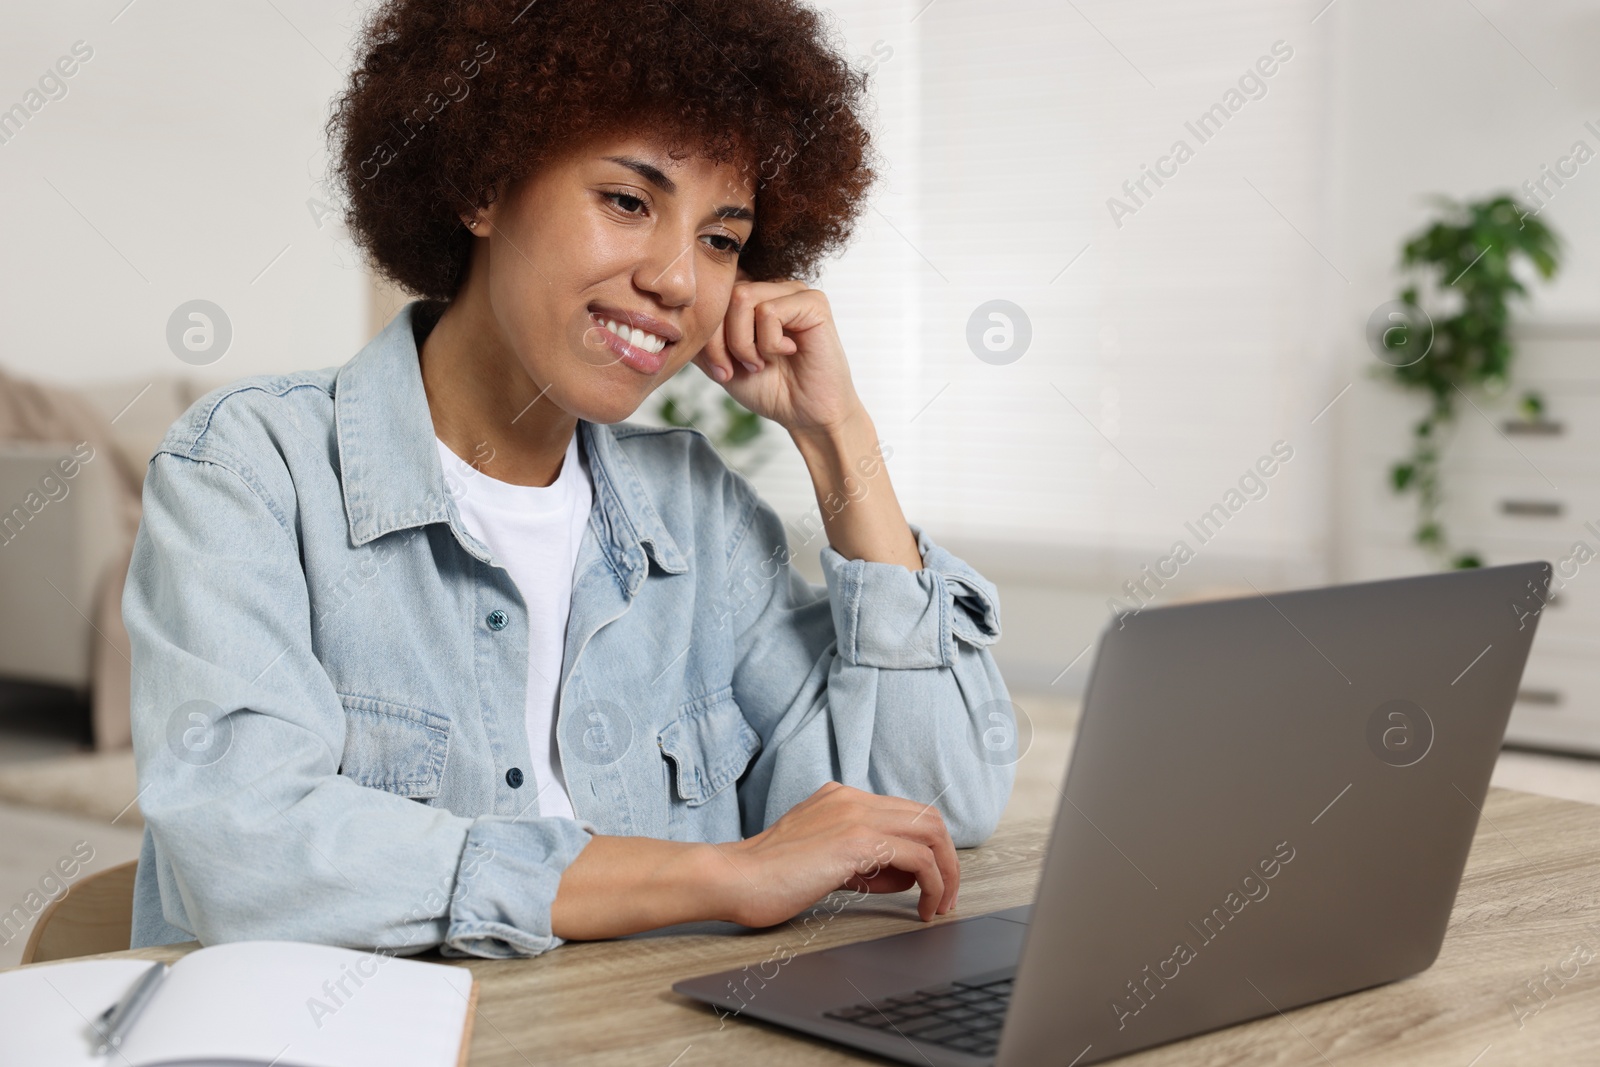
[435,431,591,821]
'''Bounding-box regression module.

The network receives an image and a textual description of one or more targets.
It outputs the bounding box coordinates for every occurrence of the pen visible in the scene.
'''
[92,961,168,1057]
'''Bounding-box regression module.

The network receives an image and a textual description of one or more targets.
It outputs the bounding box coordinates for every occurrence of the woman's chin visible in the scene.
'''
[566,380,658,425]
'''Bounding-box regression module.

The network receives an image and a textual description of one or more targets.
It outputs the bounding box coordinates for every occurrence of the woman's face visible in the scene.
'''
[467,130,757,424]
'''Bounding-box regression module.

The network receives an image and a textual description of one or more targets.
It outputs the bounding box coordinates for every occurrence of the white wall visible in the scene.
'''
[0,1,371,386]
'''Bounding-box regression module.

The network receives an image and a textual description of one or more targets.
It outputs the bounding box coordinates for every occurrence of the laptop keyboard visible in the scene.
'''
[822,974,1013,1058]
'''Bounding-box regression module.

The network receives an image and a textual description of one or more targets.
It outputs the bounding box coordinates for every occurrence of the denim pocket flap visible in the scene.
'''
[658,687,762,806]
[336,693,450,798]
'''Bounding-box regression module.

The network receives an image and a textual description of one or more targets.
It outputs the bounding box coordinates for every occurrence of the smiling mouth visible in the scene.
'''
[590,314,672,355]
[587,313,674,375]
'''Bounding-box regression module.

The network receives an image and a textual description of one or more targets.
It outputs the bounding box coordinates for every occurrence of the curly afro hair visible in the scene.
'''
[327,0,881,302]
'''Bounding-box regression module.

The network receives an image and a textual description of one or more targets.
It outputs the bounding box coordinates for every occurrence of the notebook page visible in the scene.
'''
[117,941,475,1067]
[0,959,161,1067]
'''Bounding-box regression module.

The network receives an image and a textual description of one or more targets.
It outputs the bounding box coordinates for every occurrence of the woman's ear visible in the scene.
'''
[465,180,509,231]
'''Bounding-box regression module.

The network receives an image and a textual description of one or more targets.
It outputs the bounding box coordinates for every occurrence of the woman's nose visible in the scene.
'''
[637,234,696,308]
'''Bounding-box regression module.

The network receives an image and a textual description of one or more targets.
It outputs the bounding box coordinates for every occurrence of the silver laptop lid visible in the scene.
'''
[999,561,1550,1066]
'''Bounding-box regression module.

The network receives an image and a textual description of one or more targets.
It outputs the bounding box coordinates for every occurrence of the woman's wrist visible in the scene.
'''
[698,837,762,926]
[788,403,874,474]
[788,405,922,570]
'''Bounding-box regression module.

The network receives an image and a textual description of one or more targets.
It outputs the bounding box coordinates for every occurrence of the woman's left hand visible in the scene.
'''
[691,270,864,436]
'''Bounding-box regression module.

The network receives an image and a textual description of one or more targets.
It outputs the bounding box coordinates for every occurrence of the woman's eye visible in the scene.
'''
[605,192,646,214]
[704,234,744,256]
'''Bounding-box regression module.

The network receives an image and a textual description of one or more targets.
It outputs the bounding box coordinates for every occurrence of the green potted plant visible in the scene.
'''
[1373,193,1561,569]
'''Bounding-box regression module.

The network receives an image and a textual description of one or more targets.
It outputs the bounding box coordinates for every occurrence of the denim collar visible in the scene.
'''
[333,300,686,583]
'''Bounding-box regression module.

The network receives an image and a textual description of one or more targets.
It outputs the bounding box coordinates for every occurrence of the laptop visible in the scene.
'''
[674,561,1551,1065]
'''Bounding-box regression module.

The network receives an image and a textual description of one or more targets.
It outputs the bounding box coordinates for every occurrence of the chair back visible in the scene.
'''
[20,860,139,964]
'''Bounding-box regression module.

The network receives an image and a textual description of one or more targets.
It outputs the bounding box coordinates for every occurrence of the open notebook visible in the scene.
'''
[0,940,477,1067]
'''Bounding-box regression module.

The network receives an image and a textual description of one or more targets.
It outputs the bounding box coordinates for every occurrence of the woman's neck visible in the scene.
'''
[417,292,578,487]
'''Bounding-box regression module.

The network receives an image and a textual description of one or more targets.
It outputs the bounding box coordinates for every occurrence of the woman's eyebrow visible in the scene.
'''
[601,154,754,222]
[602,155,676,192]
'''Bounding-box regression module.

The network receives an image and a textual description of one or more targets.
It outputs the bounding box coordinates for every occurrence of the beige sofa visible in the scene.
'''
[0,279,402,751]
[0,373,229,749]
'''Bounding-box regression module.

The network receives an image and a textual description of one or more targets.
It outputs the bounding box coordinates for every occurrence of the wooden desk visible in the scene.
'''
[20,788,1600,1065]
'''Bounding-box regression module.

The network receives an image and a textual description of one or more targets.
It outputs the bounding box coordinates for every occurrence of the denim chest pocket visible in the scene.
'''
[658,687,762,807]
[336,693,450,799]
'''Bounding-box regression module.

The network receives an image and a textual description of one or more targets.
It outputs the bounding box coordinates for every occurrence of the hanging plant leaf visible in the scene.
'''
[1381,193,1561,569]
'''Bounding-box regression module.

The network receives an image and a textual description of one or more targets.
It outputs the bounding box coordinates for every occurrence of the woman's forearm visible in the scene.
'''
[790,406,922,570]
[549,835,740,939]
[551,784,962,939]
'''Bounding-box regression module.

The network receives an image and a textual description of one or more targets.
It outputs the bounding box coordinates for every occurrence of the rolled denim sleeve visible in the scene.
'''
[445,816,595,957]
[125,448,593,959]
[725,476,1015,848]
[822,528,1004,670]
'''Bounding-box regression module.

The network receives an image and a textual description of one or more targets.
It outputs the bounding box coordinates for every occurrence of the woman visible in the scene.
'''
[126,0,1014,958]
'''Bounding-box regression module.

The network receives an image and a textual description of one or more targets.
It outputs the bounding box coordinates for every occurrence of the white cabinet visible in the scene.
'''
[1343,321,1600,756]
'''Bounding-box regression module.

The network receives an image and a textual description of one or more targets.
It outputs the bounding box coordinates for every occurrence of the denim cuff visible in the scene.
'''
[442,816,597,958]
[820,523,1002,669]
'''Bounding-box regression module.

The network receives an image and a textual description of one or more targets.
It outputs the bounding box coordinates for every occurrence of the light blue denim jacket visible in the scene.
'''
[125,300,1014,958]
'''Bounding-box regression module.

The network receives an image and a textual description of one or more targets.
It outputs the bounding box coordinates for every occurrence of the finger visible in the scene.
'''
[880,836,943,921]
[725,280,808,372]
[854,830,942,919]
[815,786,957,913]
[692,353,725,385]
[754,302,796,359]
[911,802,960,913]
[748,289,831,342]
[849,791,960,914]
[724,286,761,373]
[890,811,958,915]
[695,324,736,384]
[926,820,960,914]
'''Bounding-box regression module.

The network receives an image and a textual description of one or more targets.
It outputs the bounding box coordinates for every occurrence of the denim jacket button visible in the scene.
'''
[505,767,524,788]
[486,609,508,631]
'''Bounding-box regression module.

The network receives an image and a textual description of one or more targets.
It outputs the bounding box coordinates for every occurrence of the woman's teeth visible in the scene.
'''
[598,318,667,354]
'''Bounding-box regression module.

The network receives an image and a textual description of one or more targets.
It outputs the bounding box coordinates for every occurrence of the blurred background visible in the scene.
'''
[3,0,1599,966]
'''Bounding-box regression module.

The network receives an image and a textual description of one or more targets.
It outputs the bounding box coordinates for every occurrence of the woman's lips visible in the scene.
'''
[589,314,669,375]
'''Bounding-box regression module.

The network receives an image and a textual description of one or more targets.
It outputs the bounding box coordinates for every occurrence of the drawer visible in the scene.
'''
[1356,390,1600,480]
[1506,323,1600,382]
[1503,649,1600,756]
[1359,471,1600,546]
[1446,391,1600,479]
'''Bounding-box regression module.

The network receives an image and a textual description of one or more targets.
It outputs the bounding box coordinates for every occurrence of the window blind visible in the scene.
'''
[738,0,1336,577]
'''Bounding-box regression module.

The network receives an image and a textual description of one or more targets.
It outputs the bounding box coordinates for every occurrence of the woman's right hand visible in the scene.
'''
[715,781,961,927]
